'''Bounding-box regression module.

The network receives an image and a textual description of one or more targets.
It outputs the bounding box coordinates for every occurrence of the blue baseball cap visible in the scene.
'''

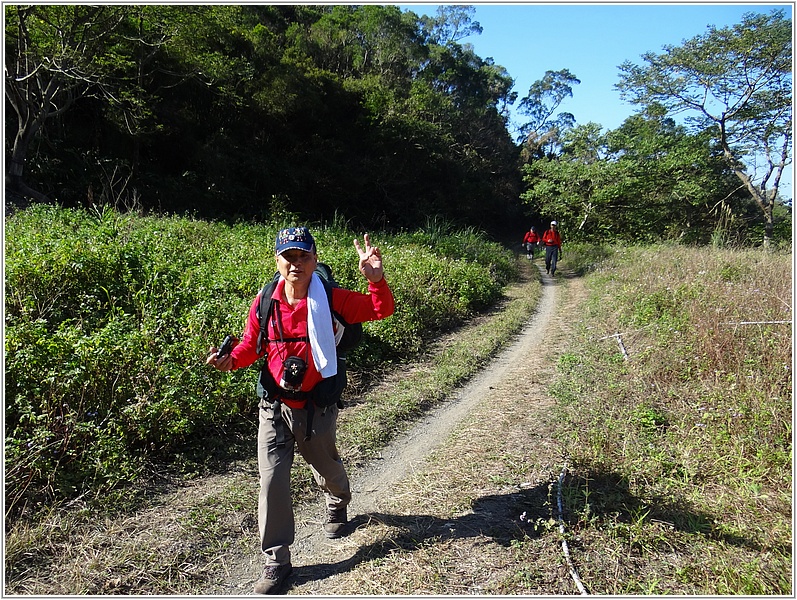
[275,226,316,255]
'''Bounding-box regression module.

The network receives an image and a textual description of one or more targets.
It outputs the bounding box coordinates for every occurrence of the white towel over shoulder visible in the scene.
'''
[307,273,338,378]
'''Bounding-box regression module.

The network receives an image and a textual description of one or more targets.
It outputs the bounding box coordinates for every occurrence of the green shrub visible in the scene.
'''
[4,206,517,521]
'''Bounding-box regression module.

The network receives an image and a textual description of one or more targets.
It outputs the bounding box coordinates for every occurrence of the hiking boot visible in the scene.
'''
[253,563,292,595]
[324,507,348,539]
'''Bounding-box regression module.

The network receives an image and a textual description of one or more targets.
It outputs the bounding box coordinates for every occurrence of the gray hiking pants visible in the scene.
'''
[257,399,351,567]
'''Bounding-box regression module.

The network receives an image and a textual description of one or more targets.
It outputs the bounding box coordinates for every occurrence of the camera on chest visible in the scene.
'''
[280,355,308,391]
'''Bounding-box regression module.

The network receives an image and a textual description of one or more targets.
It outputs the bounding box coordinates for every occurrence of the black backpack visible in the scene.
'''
[254,263,363,414]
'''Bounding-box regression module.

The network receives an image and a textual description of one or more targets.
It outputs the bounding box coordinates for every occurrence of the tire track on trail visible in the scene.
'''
[346,266,559,516]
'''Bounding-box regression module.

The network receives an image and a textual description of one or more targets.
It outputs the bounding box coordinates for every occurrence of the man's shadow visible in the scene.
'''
[287,468,765,590]
[288,480,552,588]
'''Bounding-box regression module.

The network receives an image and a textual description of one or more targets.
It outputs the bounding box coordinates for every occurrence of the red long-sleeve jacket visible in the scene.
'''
[229,277,395,408]
[541,229,562,249]
[523,230,539,244]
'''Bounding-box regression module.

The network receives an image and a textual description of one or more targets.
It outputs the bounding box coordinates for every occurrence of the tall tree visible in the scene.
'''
[522,113,749,243]
[517,69,580,159]
[415,13,520,227]
[616,10,792,245]
[521,122,615,238]
[5,5,131,203]
[420,5,483,47]
[605,111,750,242]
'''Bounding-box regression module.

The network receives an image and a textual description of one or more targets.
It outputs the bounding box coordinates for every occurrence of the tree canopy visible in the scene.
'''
[517,68,579,159]
[5,5,791,244]
[616,9,792,244]
[5,4,522,232]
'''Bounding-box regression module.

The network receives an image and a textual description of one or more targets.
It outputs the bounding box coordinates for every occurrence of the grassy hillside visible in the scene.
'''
[552,243,792,594]
[4,206,516,523]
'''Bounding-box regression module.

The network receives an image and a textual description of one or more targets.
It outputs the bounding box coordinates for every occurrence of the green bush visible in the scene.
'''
[4,205,517,520]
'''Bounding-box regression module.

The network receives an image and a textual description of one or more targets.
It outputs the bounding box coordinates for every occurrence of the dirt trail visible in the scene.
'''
[208,263,589,594]
[315,264,559,523]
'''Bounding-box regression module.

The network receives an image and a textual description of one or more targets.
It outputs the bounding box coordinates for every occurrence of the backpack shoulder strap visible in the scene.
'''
[256,276,279,355]
[317,271,334,308]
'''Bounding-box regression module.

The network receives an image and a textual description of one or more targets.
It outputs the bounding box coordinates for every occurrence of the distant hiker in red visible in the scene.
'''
[522,226,539,259]
[542,221,562,276]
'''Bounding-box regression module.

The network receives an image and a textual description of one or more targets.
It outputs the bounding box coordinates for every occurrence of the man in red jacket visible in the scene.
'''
[522,226,539,259]
[541,220,562,275]
[207,226,395,594]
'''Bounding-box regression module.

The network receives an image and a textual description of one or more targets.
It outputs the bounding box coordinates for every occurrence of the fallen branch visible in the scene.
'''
[597,332,629,359]
[613,333,629,360]
[558,465,588,595]
[720,320,791,326]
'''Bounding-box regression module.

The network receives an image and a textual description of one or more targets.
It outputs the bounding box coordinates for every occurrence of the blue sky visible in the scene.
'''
[399,2,793,199]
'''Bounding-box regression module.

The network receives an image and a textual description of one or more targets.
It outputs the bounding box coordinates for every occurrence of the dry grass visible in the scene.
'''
[4,467,260,594]
[551,244,792,595]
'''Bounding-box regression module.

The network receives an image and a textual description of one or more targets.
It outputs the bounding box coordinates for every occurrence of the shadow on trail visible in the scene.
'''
[289,481,552,588]
[559,469,786,555]
[288,466,779,591]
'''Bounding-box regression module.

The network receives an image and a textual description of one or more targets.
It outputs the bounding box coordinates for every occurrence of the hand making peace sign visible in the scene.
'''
[353,233,384,283]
